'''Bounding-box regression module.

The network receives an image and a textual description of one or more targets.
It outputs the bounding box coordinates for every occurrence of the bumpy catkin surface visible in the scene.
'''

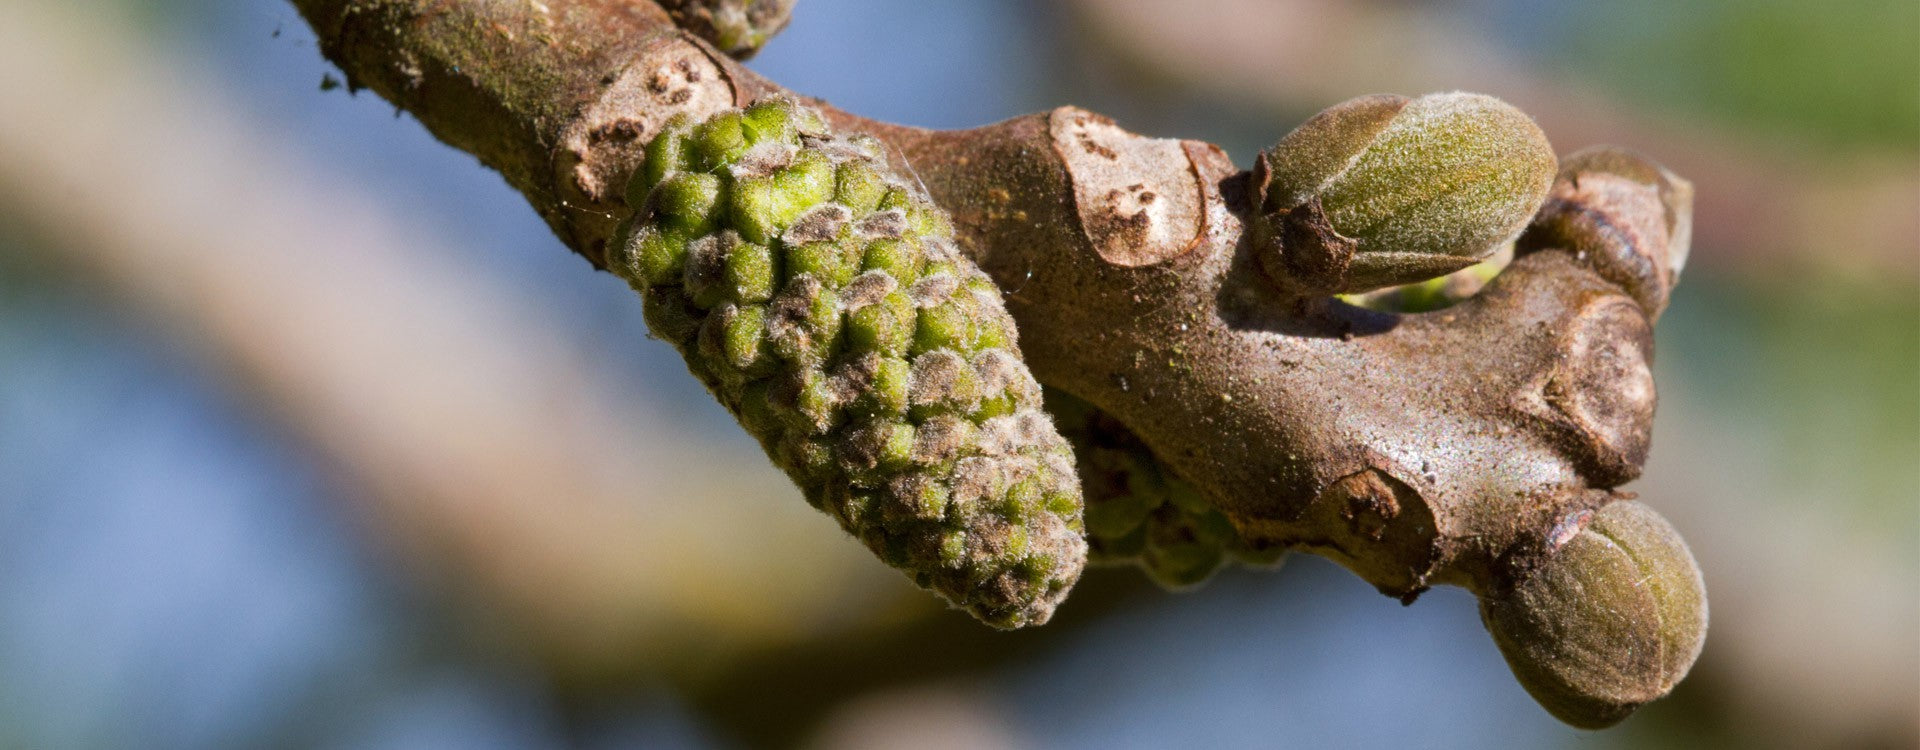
[607,99,1086,628]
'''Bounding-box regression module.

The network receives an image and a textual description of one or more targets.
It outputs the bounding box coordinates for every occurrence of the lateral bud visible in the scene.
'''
[1479,498,1708,729]
[1253,92,1557,294]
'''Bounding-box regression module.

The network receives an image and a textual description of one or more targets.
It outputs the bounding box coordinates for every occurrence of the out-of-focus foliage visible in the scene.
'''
[1669,275,1920,531]
[1544,0,1920,151]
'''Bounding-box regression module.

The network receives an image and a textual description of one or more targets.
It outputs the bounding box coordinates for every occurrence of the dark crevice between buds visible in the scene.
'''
[1256,198,1357,296]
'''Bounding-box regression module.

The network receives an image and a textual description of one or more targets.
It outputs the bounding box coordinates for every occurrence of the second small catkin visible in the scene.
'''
[607,98,1087,628]
[1047,389,1286,589]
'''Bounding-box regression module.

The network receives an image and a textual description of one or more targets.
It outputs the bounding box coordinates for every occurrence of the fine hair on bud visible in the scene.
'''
[1255,92,1558,294]
[1479,498,1707,729]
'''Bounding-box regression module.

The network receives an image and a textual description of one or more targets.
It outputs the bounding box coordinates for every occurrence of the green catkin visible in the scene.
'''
[1046,388,1287,589]
[608,99,1086,628]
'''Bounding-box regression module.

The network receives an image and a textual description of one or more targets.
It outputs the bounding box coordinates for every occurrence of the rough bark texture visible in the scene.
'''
[290,0,1706,727]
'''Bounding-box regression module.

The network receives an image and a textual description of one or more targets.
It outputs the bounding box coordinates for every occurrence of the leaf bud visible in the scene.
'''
[1255,92,1556,294]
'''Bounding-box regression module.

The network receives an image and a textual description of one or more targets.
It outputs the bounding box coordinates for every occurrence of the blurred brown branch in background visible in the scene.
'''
[0,0,927,687]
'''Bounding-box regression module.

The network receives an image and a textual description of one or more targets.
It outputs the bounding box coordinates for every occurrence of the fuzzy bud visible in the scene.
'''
[608,99,1086,628]
[1254,92,1557,294]
[1479,499,1708,729]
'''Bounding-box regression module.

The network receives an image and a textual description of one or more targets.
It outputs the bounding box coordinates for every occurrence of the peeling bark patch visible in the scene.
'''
[1315,466,1442,597]
[1340,469,1403,542]
[1048,107,1205,268]
[554,36,736,263]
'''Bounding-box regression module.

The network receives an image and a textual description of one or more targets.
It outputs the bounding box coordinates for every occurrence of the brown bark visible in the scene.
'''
[289,0,1705,724]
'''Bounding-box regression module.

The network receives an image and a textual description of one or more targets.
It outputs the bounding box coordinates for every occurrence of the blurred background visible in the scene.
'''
[0,0,1914,747]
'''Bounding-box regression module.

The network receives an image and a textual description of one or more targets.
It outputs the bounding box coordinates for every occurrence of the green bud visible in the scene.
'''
[741,98,795,145]
[632,116,694,209]
[847,298,913,357]
[973,316,1012,358]
[913,298,978,355]
[724,238,776,304]
[651,172,727,237]
[607,98,1086,628]
[877,185,912,212]
[692,110,751,171]
[836,160,890,215]
[607,217,655,286]
[640,287,701,346]
[776,149,838,208]
[790,368,840,434]
[729,176,789,246]
[862,238,922,284]
[1257,92,1556,293]
[787,240,860,288]
[906,202,954,238]
[1480,499,1708,729]
[720,304,769,371]
[921,261,959,283]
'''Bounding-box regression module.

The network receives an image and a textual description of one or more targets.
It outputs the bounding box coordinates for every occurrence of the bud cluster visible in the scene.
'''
[656,0,794,59]
[1047,389,1286,588]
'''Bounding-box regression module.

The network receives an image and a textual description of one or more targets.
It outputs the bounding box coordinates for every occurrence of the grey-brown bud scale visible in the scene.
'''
[1517,146,1694,319]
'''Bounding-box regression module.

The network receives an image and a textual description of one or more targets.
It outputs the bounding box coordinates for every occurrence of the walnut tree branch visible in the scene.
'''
[290,0,1706,727]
